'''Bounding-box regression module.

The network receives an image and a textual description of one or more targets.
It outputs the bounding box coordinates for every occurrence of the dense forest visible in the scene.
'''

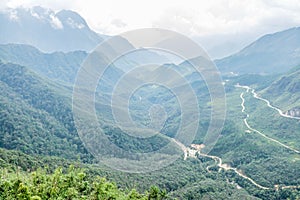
[1,24,300,199]
[0,165,168,199]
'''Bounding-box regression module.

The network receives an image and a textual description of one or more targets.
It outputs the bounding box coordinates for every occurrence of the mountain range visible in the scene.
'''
[2,6,300,76]
[1,6,300,200]
[216,27,300,75]
[0,6,105,52]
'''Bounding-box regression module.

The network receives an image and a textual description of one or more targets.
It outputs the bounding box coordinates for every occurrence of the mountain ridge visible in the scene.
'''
[0,6,105,52]
[0,43,87,84]
[216,27,300,75]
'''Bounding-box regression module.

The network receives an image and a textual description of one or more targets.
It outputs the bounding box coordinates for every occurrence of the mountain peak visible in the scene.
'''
[0,6,105,52]
[56,9,88,29]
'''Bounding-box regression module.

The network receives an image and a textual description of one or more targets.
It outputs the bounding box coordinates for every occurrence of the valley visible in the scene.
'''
[1,5,300,199]
[177,83,300,192]
[1,41,300,200]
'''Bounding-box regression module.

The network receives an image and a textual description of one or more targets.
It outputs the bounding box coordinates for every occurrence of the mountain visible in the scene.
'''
[0,43,170,85]
[261,65,300,115]
[216,27,300,75]
[0,61,257,199]
[0,46,177,161]
[0,62,92,161]
[2,9,300,198]
[0,43,87,84]
[0,6,105,52]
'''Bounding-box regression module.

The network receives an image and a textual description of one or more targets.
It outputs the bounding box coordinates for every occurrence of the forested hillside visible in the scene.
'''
[216,27,300,74]
[1,6,300,199]
[0,62,92,161]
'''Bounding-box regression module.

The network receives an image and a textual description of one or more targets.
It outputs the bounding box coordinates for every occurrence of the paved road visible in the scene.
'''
[172,84,300,190]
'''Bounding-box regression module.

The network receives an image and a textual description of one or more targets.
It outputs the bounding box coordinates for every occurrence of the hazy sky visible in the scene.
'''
[1,0,300,58]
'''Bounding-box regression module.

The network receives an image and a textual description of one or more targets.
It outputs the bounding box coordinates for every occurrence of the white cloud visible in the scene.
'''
[0,0,9,10]
[8,9,18,21]
[67,17,85,29]
[2,0,300,37]
[50,14,63,29]
[152,0,300,37]
[111,18,127,28]
[1,0,300,57]
[30,10,41,19]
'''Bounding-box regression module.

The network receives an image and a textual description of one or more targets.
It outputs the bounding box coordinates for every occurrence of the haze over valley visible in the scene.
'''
[0,2,300,199]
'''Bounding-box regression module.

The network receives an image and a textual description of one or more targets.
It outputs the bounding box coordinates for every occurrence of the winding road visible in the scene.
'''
[173,84,300,191]
[198,152,270,190]
[236,84,300,154]
[236,84,300,120]
[172,138,271,190]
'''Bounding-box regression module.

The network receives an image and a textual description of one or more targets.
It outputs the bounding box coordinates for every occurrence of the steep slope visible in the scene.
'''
[0,52,175,162]
[0,62,259,198]
[0,43,169,85]
[0,43,87,84]
[0,6,104,52]
[216,27,300,74]
[0,62,92,161]
[261,65,300,115]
